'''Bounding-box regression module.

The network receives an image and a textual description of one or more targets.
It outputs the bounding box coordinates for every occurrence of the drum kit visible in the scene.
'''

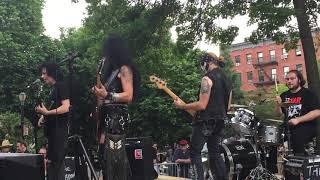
[202,105,290,180]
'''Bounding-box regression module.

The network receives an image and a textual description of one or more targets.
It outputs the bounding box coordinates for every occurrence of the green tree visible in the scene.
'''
[220,44,245,104]
[0,112,37,153]
[0,0,65,112]
[211,0,320,102]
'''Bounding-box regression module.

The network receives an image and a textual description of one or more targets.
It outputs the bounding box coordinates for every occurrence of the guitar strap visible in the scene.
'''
[104,69,120,89]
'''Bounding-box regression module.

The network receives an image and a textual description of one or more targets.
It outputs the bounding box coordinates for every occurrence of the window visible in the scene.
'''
[282,48,288,55]
[246,54,252,64]
[247,71,253,81]
[296,45,302,56]
[283,66,290,77]
[257,52,263,63]
[258,70,264,82]
[281,48,288,59]
[271,68,277,81]
[235,55,241,66]
[296,64,303,72]
[269,50,276,61]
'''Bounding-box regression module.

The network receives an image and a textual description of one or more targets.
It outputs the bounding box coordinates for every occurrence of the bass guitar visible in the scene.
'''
[149,75,196,119]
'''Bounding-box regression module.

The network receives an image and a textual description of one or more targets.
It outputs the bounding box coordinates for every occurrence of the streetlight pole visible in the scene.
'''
[18,92,26,140]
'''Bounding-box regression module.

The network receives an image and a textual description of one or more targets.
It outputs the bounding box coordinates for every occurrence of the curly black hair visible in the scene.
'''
[38,62,63,82]
[102,34,141,101]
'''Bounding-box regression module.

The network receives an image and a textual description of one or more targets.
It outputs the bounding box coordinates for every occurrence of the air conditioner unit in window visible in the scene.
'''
[281,54,288,59]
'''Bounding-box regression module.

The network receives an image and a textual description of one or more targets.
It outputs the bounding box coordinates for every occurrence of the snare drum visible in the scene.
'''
[231,108,256,134]
[259,126,279,145]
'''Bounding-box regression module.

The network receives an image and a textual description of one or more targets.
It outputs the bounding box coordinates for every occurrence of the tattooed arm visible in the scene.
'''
[114,65,134,103]
[93,65,134,103]
[174,76,212,111]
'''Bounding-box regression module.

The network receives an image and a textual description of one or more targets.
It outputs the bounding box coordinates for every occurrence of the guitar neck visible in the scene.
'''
[96,74,102,88]
[162,87,196,117]
[163,87,186,104]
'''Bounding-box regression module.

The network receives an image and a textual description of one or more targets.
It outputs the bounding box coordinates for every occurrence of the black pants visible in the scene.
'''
[100,104,130,180]
[190,120,227,180]
[284,123,317,180]
[291,123,316,155]
[47,121,68,180]
[102,134,130,180]
[48,160,66,180]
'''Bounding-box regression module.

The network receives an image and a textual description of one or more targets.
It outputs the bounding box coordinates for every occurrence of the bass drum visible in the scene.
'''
[220,140,258,180]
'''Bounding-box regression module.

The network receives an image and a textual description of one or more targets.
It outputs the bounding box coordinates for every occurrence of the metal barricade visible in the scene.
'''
[154,162,191,178]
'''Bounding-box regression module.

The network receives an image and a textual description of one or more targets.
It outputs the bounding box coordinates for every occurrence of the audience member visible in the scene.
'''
[39,146,48,177]
[16,140,28,153]
[172,139,191,178]
[0,139,13,153]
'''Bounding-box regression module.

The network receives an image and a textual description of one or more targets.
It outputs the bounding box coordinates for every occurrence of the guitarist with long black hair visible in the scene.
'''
[174,52,232,180]
[36,62,70,180]
[92,34,140,180]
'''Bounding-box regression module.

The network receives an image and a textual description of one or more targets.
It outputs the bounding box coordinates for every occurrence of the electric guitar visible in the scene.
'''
[149,75,196,119]
[94,57,106,139]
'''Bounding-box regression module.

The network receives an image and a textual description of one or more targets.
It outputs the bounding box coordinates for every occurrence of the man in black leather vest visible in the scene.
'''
[174,52,232,180]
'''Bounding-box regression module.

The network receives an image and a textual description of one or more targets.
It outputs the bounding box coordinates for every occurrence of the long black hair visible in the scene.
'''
[102,34,141,101]
[39,62,63,82]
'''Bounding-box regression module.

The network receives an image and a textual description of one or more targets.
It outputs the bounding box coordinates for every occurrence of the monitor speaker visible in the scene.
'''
[125,137,155,180]
[0,153,45,180]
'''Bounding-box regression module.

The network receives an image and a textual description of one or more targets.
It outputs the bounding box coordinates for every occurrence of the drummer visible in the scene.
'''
[275,70,320,155]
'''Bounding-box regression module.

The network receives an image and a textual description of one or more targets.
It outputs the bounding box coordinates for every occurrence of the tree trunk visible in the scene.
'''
[293,0,320,153]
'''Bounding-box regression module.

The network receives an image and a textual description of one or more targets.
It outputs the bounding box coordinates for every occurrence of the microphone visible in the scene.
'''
[26,79,41,88]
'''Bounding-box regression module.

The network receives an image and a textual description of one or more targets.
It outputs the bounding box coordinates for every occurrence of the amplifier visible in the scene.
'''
[126,137,155,180]
[284,155,320,180]
[0,153,45,180]
[65,156,76,180]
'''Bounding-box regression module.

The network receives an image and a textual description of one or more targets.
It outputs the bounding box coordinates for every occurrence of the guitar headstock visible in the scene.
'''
[149,75,167,89]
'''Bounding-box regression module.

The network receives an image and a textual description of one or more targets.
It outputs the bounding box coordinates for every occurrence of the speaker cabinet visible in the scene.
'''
[126,137,154,180]
[0,153,45,180]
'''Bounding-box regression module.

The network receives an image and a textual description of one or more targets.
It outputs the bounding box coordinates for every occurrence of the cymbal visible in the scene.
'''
[265,118,283,123]
[230,104,248,108]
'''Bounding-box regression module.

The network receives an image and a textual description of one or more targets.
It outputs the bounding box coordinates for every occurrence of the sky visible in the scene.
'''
[42,0,256,54]
[42,0,87,38]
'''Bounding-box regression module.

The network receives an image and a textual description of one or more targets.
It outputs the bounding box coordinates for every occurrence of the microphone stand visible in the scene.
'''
[60,53,98,180]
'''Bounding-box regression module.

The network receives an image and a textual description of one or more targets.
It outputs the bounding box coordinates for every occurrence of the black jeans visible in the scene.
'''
[290,123,317,155]
[47,120,68,180]
[190,119,227,180]
[48,160,65,180]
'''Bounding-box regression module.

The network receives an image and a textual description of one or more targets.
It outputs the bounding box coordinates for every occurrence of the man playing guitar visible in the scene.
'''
[36,62,70,180]
[174,52,232,180]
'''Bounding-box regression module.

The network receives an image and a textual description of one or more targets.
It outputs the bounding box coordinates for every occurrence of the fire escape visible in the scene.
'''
[252,55,279,87]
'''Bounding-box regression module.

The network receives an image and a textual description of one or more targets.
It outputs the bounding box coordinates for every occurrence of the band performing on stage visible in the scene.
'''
[9,34,320,180]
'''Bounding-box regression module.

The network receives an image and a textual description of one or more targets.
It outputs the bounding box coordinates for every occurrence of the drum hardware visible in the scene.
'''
[230,104,248,108]
[265,119,283,123]
[231,108,257,135]
[258,126,280,145]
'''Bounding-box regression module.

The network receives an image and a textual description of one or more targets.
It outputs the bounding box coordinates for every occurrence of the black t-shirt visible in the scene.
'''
[280,87,320,127]
[46,81,69,131]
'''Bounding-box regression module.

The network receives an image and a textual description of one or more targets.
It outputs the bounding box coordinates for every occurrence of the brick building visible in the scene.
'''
[230,33,320,91]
